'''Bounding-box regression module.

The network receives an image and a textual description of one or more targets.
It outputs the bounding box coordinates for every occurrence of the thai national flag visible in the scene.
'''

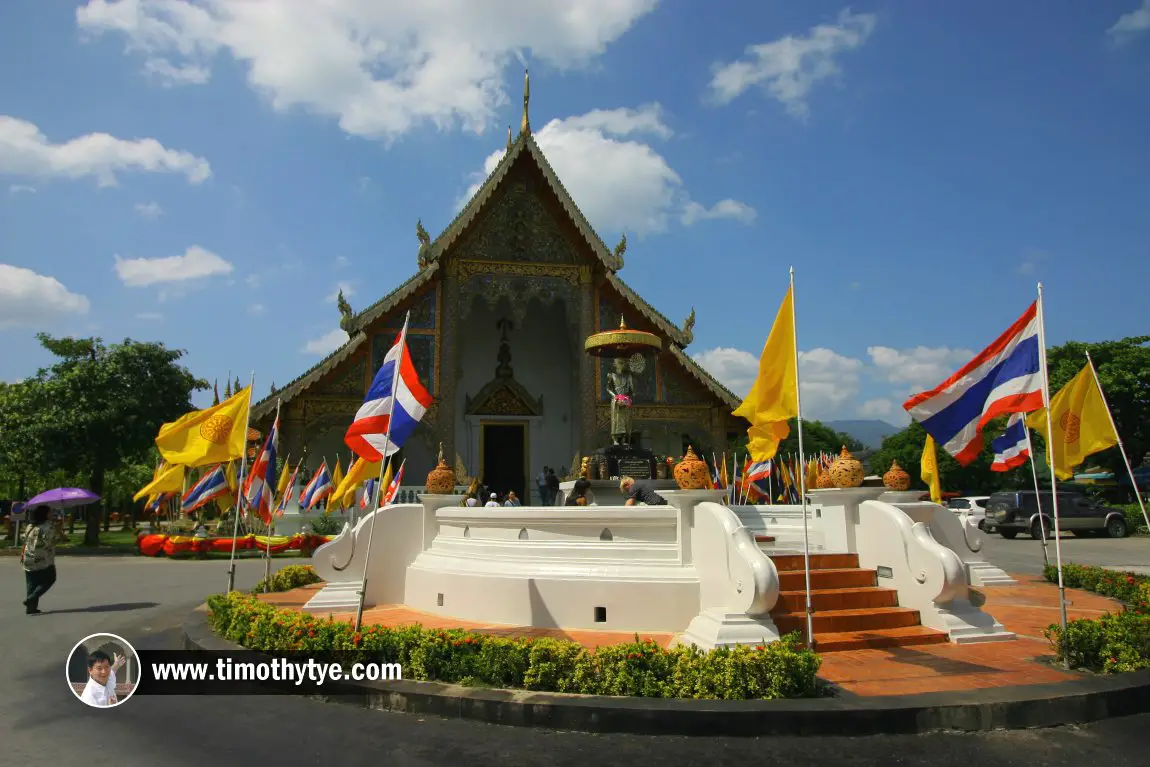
[990,413,1031,472]
[275,460,301,517]
[182,465,229,513]
[360,479,377,510]
[300,462,332,510]
[345,314,433,462]
[244,413,279,524]
[383,460,406,505]
[904,303,1044,465]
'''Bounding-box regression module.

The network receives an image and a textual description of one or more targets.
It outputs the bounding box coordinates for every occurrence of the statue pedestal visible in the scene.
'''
[592,444,656,481]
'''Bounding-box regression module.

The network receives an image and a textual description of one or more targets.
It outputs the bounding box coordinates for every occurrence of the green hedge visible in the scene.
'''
[1119,504,1149,534]
[251,564,323,595]
[1042,563,1150,673]
[206,591,823,700]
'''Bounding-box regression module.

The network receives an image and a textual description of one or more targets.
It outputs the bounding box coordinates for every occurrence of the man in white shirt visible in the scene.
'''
[80,650,125,707]
[484,493,501,508]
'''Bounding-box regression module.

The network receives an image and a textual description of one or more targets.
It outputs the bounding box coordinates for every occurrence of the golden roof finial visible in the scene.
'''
[506,124,513,151]
[521,68,531,135]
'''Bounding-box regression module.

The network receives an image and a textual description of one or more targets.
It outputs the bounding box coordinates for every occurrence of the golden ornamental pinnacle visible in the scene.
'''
[506,125,512,151]
[521,68,531,135]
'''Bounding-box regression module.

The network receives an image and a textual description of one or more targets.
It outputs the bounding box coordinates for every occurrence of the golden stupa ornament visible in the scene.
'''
[521,68,531,135]
[673,446,710,490]
[828,446,865,489]
[425,443,456,494]
[815,466,834,489]
[883,460,911,491]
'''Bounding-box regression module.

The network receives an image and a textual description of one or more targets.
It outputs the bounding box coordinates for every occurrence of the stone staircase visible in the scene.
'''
[767,553,949,652]
[301,580,363,613]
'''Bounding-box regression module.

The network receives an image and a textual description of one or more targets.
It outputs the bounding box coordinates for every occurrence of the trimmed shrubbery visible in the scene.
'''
[1043,563,1150,673]
[206,590,823,700]
[251,564,323,594]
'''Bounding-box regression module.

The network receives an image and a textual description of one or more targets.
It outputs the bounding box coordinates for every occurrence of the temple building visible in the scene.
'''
[251,73,744,503]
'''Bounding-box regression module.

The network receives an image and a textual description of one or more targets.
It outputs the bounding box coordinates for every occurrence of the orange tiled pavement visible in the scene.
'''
[259,574,1124,697]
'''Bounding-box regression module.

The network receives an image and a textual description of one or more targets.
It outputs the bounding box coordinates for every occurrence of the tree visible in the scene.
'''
[14,334,206,544]
[1043,336,1150,477]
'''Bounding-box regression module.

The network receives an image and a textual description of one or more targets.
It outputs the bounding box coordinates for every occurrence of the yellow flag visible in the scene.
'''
[921,434,942,504]
[133,463,185,502]
[224,461,237,491]
[276,455,292,496]
[732,287,797,461]
[378,462,394,506]
[332,456,382,508]
[1026,364,1119,481]
[806,458,819,491]
[330,458,345,509]
[155,387,252,468]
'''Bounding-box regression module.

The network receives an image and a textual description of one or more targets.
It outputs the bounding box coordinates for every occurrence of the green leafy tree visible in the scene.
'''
[12,334,206,544]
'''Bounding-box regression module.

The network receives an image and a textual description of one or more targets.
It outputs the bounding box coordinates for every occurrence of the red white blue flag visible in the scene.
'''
[383,459,406,505]
[345,314,433,462]
[990,413,1031,472]
[300,462,332,510]
[244,411,279,524]
[181,465,229,513]
[903,303,1044,465]
[275,460,301,517]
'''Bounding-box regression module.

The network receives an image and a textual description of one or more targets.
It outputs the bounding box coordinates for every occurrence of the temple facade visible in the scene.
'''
[251,78,744,503]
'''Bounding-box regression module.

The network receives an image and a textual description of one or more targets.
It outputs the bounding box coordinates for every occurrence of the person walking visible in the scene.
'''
[546,468,560,507]
[21,505,58,615]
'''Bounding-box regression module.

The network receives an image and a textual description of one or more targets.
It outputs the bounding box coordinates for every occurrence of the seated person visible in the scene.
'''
[484,493,501,508]
[503,491,521,507]
[619,476,667,506]
[564,478,595,507]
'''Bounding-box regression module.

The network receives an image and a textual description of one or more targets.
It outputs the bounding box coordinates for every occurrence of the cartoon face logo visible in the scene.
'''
[199,414,234,444]
[1059,411,1081,444]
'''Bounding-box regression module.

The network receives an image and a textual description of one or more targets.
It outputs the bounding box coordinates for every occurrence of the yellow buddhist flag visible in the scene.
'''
[330,457,345,510]
[1026,364,1119,481]
[378,462,394,506]
[332,455,382,508]
[155,386,252,468]
[133,463,185,502]
[806,458,819,491]
[276,455,292,496]
[921,434,942,504]
[732,287,797,461]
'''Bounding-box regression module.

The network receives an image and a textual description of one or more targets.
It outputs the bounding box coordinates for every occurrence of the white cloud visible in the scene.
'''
[0,115,211,187]
[464,105,751,235]
[334,255,350,268]
[143,57,211,86]
[708,9,876,118]
[114,245,234,287]
[0,264,90,329]
[680,199,757,226]
[1108,0,1150,40]
[8,184,36,194]
[867,345,975,397]
[248,303,267,317]
[325,281,356,303]
[77,0,659,141]
[302,328,350,356]
[691,345,863,420]
[134,201,164,218]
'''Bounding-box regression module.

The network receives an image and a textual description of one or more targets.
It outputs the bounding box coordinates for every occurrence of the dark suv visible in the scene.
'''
[984,490,1129,539]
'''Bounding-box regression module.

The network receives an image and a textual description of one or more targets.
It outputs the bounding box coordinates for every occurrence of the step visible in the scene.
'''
[754,534,775,544]
[302,581,362,612]
[771,553,859,571]
[775,587,898,613]
[773,606,922,634]
[810,626,950,653]
[777,567,876,591]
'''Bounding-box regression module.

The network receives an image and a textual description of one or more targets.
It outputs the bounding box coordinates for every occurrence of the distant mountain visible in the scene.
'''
[826,419,900,449]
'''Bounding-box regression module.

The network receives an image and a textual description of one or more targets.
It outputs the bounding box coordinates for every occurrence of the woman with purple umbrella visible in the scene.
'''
[21,506,57,614]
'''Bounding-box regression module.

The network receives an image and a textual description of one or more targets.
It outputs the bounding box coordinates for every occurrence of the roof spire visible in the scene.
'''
[521,68,531,135]
[507,124,513,151]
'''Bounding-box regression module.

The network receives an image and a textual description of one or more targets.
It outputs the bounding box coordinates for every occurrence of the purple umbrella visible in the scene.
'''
[26,488,101,509]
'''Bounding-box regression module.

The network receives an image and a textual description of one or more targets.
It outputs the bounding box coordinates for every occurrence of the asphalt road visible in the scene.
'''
[5,554,1150,767]
[976,529,1149,575]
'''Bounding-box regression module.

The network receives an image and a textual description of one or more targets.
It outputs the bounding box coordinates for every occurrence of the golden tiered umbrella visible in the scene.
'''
[584,318,662,358]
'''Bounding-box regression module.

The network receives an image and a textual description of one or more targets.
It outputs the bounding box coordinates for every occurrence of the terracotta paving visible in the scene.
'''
[257,573,1124,696]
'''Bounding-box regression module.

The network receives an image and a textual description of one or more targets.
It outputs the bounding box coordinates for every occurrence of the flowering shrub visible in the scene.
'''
[1042,563,1150,673]
[206,591,823,700]
[251,565,323,594]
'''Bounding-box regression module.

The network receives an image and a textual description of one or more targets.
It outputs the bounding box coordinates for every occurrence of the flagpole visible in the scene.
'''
[355,311,411,632]
[1035,284,1068,657]
[1021,423,1050,568]
[226,372,256,594]
[788,267,815,650]
[262,400,282,589]
[1085,350,1149,532]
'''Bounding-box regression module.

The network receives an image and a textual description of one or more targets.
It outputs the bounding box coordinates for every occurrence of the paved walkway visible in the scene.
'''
[260,574,1123,697]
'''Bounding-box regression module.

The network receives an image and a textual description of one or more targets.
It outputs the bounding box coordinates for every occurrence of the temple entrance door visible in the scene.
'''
[481,422,527,502]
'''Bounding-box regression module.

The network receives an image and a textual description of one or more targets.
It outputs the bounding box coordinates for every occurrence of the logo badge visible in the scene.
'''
[199,414,234,444]
[1059,411,1081,444]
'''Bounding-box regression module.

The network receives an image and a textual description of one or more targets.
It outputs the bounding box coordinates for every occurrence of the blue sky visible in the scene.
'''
[2,1,1148,425]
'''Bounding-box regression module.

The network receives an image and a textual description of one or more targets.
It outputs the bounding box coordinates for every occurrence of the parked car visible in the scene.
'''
[983,490,1129,539]
[947,496,990,529]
